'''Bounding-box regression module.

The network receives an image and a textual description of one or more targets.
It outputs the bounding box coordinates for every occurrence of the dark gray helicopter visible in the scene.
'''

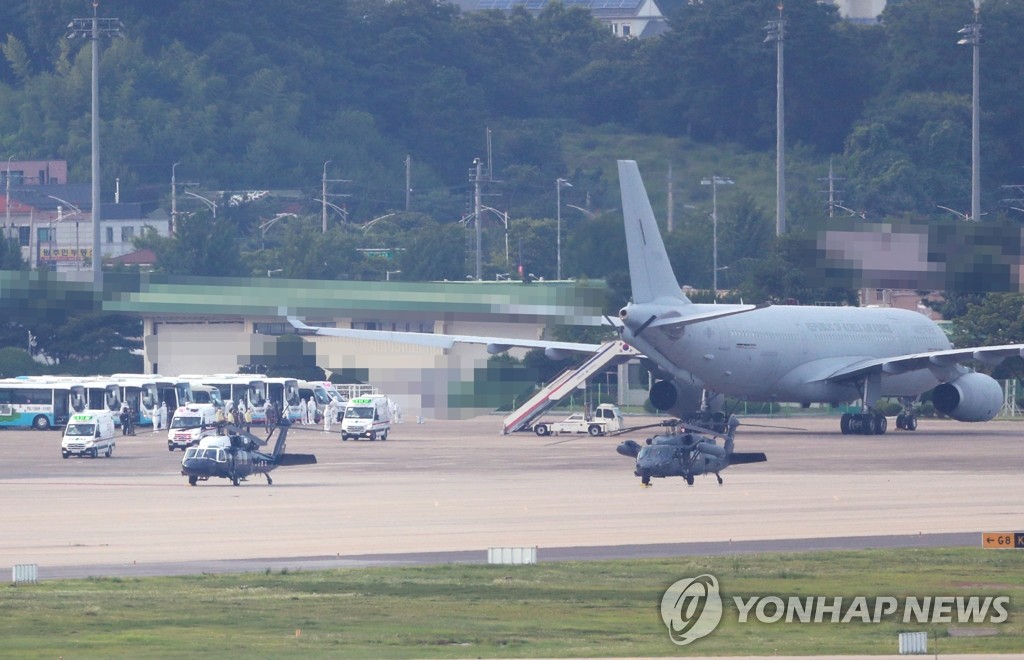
[616,415,766,486]
[180,418,316,486]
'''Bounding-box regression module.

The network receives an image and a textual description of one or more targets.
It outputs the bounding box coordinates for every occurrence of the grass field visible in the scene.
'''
[1,548,1021,657]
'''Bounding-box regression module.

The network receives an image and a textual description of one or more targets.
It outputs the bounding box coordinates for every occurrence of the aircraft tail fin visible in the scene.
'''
[618,160,689,305]
[276,453,318,466]
[270,419,290,460]
[729,452,768,465]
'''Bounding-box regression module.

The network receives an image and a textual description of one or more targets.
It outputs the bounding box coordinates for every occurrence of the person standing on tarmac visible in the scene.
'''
[119,404,130,436]
[298,397,307,426]
[323,398,335,433]
[214,405,226,435]
[306,397,316,425]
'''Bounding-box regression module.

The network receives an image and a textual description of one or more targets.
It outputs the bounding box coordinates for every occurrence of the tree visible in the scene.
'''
[44,312,142,365]
[399,221,468,282]
[136,211,246,277]
[0,346,39,377]
[0,232,26,269]
[950,292,1024,379]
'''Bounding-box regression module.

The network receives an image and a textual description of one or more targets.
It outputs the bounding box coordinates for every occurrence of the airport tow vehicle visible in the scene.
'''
[533,404,624,437]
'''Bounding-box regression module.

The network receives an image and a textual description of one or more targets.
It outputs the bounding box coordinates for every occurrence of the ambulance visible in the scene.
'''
[61,411,117,459]
[167,404,218,451]
[340,395,392,441]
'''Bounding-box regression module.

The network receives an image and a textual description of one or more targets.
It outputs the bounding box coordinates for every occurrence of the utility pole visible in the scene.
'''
[321,160,331,234]
[67,2,123,283]
[702,176,734,298]
[471,159,484,280]
[818,159,846,219]
[170,162,179,235]
[666,162,674,233]
[405,154,412,212]
[320,160,351,232]
[765,4,786,235]
[5,156,12,240]
[556,178,572,280]
[958,1,982,221]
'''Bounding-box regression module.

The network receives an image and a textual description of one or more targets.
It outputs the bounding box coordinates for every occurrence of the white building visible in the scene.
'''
[1,179,169,272]
[457,0,668,38]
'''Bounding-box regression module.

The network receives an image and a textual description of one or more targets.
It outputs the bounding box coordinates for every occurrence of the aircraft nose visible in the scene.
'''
[182,458,215,476]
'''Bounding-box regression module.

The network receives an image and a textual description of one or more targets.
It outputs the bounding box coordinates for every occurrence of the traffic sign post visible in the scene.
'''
[982,531,1024,548]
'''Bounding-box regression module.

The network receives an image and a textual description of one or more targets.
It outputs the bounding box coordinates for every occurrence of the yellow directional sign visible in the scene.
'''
[982,532,1021,549]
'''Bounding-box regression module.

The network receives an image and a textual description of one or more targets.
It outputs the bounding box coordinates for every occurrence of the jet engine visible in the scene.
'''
[932,372,1003,422]
[648,380,704,419]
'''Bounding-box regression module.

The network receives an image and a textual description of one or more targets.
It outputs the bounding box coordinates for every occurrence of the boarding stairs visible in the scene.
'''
[502,340,641,435]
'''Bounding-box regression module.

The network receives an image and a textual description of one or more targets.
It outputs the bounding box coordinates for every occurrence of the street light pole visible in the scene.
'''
[183,190,216,218]
[765,6,785,235]
[556,178,572,280]
[701,176,734,298]
[170,162,179,235]
[4,156,12,240]
[958,2,982,222]
[322,160,330,234]
[67,4,123,284]
[45,195,85,270]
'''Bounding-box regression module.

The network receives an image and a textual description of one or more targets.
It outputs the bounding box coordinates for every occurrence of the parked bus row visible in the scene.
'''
[0,374,363,431]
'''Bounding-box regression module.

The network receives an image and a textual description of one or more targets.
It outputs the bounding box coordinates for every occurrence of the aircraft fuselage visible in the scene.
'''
[622,302,956,404]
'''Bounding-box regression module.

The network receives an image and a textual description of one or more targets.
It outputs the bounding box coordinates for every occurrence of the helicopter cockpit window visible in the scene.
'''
[184,447,199,460]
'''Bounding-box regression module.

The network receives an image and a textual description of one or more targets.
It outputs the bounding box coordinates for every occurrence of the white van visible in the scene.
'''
[167,404,218,451]
[61,411,117,459]
[341,395,392,441]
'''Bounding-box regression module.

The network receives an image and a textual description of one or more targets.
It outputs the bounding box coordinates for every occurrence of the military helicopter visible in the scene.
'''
[180,418,317,486]
[615,415,766,487]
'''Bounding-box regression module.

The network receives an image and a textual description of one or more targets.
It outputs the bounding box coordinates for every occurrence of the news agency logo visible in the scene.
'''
[660,572,1011,646]
[660,574,723,646]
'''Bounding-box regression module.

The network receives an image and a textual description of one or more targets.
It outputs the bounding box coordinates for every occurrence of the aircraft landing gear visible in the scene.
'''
[265,473,273,485]
[840,412,888,435]
[895,412,918,431]
[188,475,198,486]
[715,473,723,485]
[685,475,694,486]
[640,469,651,487]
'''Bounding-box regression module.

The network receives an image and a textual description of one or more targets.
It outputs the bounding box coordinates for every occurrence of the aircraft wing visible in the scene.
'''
[825,345,1024,382]
[287,317,602,356]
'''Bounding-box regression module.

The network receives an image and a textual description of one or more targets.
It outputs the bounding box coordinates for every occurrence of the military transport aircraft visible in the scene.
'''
[180,419,316,486]
[616,415,766,486]
[289,160,1024,435]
